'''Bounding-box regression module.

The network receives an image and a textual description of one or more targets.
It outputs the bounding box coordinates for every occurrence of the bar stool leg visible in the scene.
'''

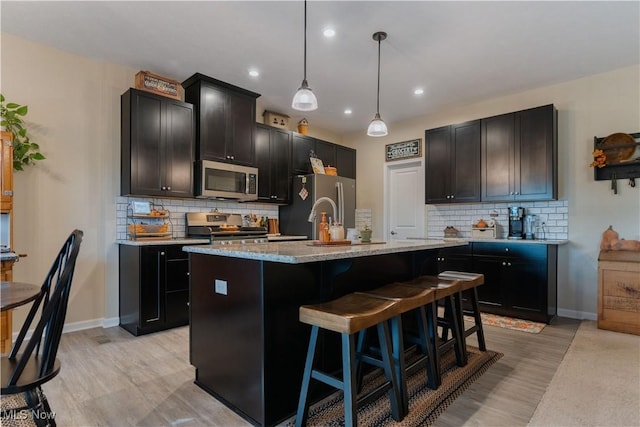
[443,295,466,367]
[468,288,487,351]
[341,333,358,427]
[425,303,442,387]
[389,316,408,416]
[295,326,319,427]
[415,306,438,390]
[376,320,402,421]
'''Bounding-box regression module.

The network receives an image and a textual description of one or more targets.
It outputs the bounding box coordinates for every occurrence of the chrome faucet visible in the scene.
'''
[308,196,337,223]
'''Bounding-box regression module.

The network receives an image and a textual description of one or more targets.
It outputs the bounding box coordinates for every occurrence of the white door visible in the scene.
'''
[384,160,425,241]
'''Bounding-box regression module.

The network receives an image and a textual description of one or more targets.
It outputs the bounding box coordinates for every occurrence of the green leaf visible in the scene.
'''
[31,153,46,160]
[0,94,5,102]
[13,161,23,171]
[6,102,20,109]
[15,105,28,116]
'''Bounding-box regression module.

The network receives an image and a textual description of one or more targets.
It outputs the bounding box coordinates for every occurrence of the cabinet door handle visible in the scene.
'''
[161,186,166,191]
[502,261,507,266]
[166,186,171,191]
[505,248,509,252]
[450,195,454,199]
[160,252,165,256]
[507,262,512,266]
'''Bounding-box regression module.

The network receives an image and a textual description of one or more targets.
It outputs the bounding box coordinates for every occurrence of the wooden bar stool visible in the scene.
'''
[295,293,403,427]
[402,276,467,367]
[356,282,438,416]
[438,271,486,352]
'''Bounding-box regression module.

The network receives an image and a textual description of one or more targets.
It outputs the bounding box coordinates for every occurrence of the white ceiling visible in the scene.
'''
[2,1,639,135]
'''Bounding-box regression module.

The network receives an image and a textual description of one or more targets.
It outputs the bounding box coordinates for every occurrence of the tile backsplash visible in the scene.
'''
[426,200,568,240]
[116,196,279,240]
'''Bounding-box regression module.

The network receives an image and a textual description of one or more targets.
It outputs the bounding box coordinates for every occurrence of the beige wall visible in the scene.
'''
[345,64,640,318]
[2,31,638,329]
[2,32,133,329]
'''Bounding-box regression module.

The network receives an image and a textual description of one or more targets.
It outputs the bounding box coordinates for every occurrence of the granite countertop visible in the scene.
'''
[456,238,568,245]
[413,237,568,246]
[182,239,467,264]
[266,235,308,241]
[116,238,210,246]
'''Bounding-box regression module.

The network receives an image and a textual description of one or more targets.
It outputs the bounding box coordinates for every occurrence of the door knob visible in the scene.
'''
[390,231,397,235]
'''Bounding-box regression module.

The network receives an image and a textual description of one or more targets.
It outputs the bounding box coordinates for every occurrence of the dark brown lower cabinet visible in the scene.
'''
[119,244,190,336]
[436,242,557,323]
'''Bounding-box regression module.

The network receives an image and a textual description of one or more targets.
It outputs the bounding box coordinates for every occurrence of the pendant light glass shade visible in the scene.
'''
[292,79,318,111]
[292,0,318,111]
[367,31,388,137]
[367,112,388,137]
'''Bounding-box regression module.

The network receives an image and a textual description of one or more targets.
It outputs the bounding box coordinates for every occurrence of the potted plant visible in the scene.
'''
[0,93,45,171]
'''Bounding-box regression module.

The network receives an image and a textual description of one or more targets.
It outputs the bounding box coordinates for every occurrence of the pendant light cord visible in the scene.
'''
[376,36,381,113]
[303,0,308,81]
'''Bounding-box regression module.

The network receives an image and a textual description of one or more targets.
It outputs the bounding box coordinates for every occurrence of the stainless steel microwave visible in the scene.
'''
[195,160,258,201]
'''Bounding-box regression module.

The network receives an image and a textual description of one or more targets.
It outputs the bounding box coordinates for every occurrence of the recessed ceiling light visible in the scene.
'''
[248,69,260,77]
[323,28,336,38]
[344,109,352,115]
[414,88,424,95]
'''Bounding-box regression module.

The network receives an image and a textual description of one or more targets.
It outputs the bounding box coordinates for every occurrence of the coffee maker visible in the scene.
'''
[508,207,525,239]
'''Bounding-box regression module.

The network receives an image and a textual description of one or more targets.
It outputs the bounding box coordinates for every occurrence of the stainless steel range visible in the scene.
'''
[186,212,268,245]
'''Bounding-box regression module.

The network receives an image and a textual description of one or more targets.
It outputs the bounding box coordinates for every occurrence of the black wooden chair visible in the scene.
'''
[1,230,83,427]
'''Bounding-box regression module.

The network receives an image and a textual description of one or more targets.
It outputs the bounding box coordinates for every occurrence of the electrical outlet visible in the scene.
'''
[214,279,228,295]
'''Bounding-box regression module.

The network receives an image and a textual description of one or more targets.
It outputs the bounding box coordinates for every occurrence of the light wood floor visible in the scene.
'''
[33,317,580,426]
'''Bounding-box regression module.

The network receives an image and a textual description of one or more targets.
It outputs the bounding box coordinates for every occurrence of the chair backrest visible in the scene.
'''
[6,229,83,386]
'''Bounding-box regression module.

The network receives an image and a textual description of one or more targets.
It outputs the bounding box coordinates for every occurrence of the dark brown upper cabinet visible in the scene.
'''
[121,88,194,198]
[481,104,557,202]
[255,124,292,203]
[291,133,357,179]
[425,120,481,204]
[183,73,260,167]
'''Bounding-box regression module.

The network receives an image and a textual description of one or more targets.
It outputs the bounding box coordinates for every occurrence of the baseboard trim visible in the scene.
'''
[558,308,597,321]
[13,316,122,341]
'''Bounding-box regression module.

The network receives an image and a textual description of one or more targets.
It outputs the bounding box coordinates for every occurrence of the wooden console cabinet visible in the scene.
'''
[1,131,15,353]
[598,250,640,335]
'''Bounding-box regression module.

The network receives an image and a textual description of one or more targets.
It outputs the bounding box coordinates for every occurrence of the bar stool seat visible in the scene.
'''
[296,293,404,427]
[438,271,486,352]
[356,283,439,416]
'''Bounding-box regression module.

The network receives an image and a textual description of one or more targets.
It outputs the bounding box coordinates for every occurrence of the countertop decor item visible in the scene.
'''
[443,226,459,238]
[291,0,318,111]
[0,93,45,171]
[367,31,388,137]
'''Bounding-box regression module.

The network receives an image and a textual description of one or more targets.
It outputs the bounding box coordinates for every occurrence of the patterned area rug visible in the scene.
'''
[467,313,546,334]
[299,346,502,426]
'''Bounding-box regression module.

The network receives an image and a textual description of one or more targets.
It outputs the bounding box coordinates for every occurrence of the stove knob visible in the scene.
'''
[240,240,246,244]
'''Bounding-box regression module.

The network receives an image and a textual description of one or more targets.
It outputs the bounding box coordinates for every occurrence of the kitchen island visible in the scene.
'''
[183,239,464,426]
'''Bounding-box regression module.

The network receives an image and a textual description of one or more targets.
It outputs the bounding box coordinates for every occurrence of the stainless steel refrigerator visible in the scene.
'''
[279,174,356,239]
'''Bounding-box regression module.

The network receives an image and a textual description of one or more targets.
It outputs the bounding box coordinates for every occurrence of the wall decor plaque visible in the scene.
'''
[135,71,182,100]
[385,139,422,161]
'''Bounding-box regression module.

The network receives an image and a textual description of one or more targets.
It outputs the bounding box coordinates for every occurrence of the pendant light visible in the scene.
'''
[292,0,318,111]
[367,31,388,137]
